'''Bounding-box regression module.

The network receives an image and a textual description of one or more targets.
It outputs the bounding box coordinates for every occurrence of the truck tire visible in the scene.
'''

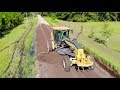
[63,56,71,72]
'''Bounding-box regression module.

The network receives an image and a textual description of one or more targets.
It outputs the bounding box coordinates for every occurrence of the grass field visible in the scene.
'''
[44,17,120,74]
[0,17,38,78]
[82,22,120,34]
[75,22,120,52]
[44,16,63,26]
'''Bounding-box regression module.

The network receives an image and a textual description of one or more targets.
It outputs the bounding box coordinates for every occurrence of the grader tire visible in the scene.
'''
[86,54,95,70]
[86,54,95,62]
[63,56,71,72]
[90,65,95,70]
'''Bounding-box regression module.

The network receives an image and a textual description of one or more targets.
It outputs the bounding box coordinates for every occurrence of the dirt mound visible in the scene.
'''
[38,51,64,64]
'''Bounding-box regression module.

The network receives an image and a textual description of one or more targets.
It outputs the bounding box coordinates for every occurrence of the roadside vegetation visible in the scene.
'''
[44,16,62,26]
[0,12,24,38]
[41,12,120,22]
[0,13,37,78]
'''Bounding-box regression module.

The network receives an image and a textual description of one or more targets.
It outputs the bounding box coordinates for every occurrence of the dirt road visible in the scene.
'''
[35,15,113,78]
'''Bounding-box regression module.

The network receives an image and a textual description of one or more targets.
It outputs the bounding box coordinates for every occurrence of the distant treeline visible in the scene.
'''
[0,12,24,37]
[41,12,120,22]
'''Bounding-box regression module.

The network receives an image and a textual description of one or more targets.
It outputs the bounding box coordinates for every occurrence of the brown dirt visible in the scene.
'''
[35,15,113,78]
[38,51,64,64]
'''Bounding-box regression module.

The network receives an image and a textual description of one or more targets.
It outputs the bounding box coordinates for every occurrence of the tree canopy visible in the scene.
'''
[41,12,120,22]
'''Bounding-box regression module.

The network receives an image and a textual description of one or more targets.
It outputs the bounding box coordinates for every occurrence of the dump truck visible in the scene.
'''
[50,26,94,72]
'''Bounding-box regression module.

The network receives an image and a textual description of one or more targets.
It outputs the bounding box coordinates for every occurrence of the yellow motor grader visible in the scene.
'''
[50,26,94,72]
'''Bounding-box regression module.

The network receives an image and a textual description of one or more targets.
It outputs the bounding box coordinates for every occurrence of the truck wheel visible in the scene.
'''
[63,56,71,72]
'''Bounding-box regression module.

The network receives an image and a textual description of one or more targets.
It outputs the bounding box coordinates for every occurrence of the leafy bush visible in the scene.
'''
[0,12,24,35]
[94,38,106,45]
[100,23,113,45]
[88,28,94,38]
[41,12,120,22]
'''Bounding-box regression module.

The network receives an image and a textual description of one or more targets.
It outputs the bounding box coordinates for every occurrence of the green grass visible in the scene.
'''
[81,22,120,52]
[21,18,37,78]
[44,16,62,26]
[0,17,37,78]
[82,22,120,34]
[57,21,120,52]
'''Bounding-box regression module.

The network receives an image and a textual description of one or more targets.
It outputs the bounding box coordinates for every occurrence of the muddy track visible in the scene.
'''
[36,15,113,78]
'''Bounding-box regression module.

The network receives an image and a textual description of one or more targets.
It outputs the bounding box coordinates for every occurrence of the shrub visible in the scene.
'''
[0,12,24,36]
[88,28,94,38]
[94,38,106,45]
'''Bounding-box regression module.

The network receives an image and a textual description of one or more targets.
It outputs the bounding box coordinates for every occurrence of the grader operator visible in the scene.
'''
[51,26,94,72]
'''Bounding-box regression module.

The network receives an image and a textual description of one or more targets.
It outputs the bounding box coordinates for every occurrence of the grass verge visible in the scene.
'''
[0,17,37,78]
[44,16,62,26]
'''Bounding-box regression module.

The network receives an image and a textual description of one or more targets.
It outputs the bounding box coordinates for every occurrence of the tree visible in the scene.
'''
[72,14,81,22]
[105,12,111,21]
[88,27,94,38]
[26,12,27,18]
[101,23,112,45]
[86,12,99,21]
[81,12,88,22]
[0,12,24,38]
[114,12,118,21]
[38,12,120,22]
